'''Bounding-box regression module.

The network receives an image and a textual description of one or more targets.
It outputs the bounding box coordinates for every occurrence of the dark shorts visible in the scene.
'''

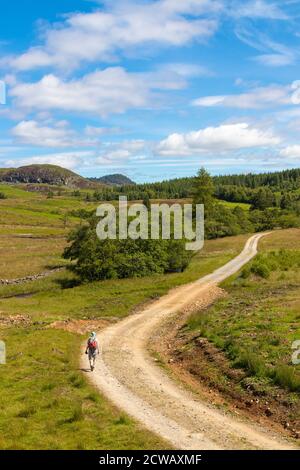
[88,349,97,359]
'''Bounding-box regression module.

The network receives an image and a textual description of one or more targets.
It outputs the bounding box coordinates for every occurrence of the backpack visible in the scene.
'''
[88,340,97,350]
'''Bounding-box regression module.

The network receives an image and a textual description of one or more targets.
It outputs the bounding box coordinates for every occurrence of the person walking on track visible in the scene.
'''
[85,332,100,371]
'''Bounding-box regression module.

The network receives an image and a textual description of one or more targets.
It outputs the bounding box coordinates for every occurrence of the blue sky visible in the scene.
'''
[1,0,300,182]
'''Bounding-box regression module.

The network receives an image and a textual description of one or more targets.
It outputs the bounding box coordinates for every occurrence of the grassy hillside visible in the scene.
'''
[0,182,98,227]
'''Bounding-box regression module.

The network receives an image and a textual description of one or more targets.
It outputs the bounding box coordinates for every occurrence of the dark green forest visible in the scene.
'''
[90,168,300,211]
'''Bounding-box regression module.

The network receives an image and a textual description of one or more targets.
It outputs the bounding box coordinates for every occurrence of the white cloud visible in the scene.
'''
[254,53,294,67]
[193,81,300,109]
[99,149,131,161]
[10,69,150,116]
[235,25,296,67]
[291,81,300,104]
[12,120,75,148]
[97,139,146,163]
[280,145,300,159]
[193,95,226,106]
[231,1,289,20]
[157,123,280,156]
[11,120,98,148]
[7,1,219,72]
[10,66,195,116]
[84,126,121,137]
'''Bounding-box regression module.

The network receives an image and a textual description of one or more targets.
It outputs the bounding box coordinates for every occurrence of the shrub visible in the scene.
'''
[251,262,270,279]
[64,218,192,282]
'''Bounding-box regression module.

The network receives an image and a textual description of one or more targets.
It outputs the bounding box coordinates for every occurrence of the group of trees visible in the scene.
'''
[63,217,191,282]
[192,169,300,238]
[215,184,300,211]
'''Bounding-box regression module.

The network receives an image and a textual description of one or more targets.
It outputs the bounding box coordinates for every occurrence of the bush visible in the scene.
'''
[251,262,270,279]
[64,218,192,282]
[240,267,251,279]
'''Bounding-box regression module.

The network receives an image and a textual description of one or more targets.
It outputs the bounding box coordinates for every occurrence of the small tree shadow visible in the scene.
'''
[55,278,82,289]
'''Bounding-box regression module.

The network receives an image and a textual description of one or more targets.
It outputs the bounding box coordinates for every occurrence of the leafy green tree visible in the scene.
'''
[280,192,293,210]
[63,218,192,282]
[193,168,215,215]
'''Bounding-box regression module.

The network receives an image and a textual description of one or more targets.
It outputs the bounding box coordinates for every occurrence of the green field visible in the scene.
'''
[0,184,251,449]
[218,200,251,210]
[1,183,298,448]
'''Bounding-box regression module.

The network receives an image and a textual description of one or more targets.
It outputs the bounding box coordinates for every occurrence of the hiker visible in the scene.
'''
[85,332,100,371]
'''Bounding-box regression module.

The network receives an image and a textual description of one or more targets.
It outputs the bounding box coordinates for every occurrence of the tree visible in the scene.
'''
[63,217,192,282]
[251,188,275,211]
[280,192,292,210]
[192,168,215,216]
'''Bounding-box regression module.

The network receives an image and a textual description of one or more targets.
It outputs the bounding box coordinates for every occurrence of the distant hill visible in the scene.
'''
[0,164,102,189]
[90,174,135,186]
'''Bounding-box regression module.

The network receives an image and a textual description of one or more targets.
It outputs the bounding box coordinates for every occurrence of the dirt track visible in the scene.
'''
[82,233,296,449]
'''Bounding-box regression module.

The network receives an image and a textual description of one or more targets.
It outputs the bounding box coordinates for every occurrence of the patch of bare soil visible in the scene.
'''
[155,295,300,441]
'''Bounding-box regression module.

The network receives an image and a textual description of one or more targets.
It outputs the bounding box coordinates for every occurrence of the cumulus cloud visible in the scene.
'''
[12,120,75,148]
[11,120,99,148]
[193,81,300,109]
[157,123,280,156]
[97,139,146,163]
[10,66,198,116]
[10,69,149,116]
[6,0,219,72]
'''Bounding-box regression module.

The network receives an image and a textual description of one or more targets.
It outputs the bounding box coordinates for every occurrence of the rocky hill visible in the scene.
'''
[0,164,101,189]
